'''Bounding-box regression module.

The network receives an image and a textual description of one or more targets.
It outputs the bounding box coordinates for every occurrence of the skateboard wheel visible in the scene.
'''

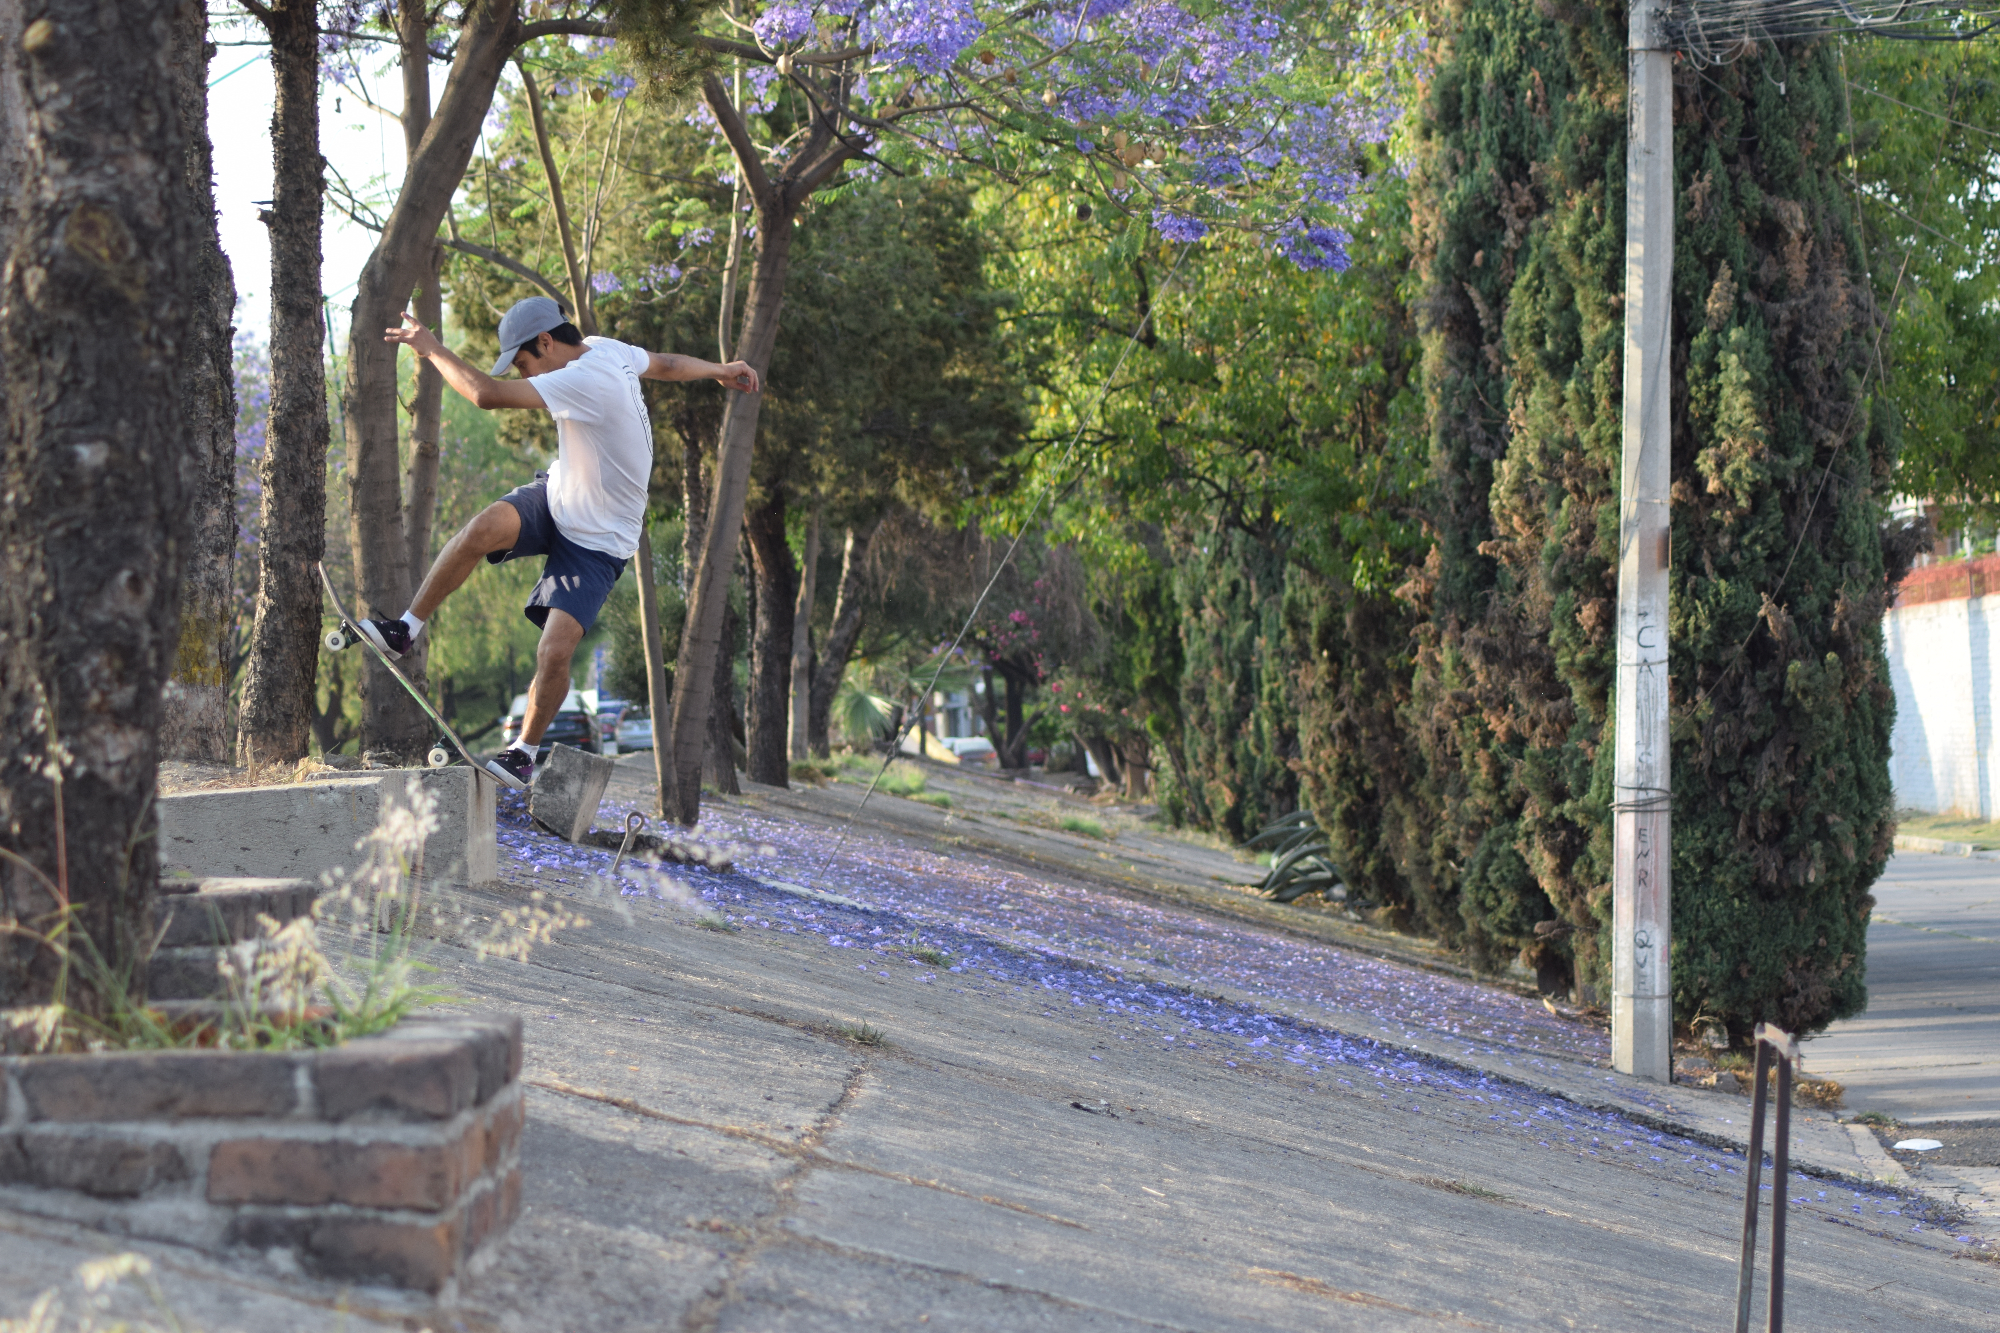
[324,629,349,652]
[427,745,452,769]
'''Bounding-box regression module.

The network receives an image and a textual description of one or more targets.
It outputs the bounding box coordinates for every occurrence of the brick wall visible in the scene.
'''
[0,1014,522,1296]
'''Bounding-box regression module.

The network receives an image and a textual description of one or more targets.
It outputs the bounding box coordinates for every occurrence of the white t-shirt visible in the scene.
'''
[531,336,652,560]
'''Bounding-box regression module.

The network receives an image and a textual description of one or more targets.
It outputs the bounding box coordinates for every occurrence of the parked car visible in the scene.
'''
[940,735,997,766]
[499,690,600,757]
[594,698,632,756]
[615,706,653,752]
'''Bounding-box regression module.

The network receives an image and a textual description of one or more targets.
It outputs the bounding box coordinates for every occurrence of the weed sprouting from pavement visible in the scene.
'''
[837,1021,886,1046]
[1058,815,1107,839]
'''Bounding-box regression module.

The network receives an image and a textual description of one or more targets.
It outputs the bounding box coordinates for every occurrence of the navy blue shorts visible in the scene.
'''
[489,473,628,631]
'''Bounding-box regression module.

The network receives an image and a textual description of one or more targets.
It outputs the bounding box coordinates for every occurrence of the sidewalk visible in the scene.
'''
[1808,850,2000,1124]
[3,764,1994,1329]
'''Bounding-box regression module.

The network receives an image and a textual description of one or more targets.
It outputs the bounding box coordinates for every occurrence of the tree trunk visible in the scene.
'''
[712,598,743,791]
[345,2,525,757]
[666,216,794,822]
[1082,735,1121,789]
[808,522,873,757]
[787,500,820,761]
[978,665,1000,753]
[398,6,444,682]
[235,0,327,768]
[743,489,793,787]
[1120,739,1152,801]
[678,411,738,792]
[0,0,193,1017]
[162,0,238,764]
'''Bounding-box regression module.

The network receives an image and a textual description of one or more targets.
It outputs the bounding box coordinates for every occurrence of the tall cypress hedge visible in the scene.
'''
[1175,530,1300,843]
[1407,0,1627,981]
[1411,0,1898,1035]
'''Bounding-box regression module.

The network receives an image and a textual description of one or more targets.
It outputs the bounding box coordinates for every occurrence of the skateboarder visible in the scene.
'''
[362,295,759,788]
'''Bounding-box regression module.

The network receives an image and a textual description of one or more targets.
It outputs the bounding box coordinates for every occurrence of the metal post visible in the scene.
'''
[1613,0,1675,1081]
[1769,1053,1793,1333]
[1733,1041,1773,1333]
[1735,1024,1799,1333]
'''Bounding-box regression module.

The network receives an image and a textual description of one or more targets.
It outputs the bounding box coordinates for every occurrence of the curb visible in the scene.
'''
[1893,833,2000,860]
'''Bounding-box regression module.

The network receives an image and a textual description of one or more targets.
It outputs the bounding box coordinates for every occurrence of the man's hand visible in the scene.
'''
[384,312,444,359]
[718,361,761,394]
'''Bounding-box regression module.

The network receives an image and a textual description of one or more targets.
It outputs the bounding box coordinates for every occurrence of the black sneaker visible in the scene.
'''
[485,748,535,790]
[354,616,413,659]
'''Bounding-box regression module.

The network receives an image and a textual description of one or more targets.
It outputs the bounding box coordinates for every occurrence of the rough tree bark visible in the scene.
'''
[0,0,194,1019]
[742,489,793,787]
[807,522,874,756]
[679,423,740,792]
[665,72,860,824]
[399,3,444,693]
[787,500,820,761]
[235,0,328,767]
[161,0,238,764]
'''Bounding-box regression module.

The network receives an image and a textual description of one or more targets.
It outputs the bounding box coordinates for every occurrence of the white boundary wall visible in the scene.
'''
[1885,594,2000,818]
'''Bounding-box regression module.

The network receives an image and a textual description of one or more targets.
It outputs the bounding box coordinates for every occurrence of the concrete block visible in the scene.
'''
[157,768,496,886]
[528,743,614,842]
[153,878,318,947]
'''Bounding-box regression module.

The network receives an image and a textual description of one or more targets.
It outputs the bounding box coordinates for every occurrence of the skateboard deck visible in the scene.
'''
[315,562,502,780]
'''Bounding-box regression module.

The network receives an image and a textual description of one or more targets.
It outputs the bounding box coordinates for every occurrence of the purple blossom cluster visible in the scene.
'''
[488,787,1963,1244]
[733,0,1400,271]
[1280,225,1352,273]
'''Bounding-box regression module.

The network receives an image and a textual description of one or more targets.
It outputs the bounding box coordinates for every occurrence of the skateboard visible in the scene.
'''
[316,562,505,781]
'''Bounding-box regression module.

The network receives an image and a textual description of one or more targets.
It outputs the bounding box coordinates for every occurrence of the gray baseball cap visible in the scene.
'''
[490,295,568,375]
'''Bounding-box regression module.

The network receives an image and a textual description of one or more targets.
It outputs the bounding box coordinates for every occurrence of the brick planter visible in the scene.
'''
[0,1014,523,1295]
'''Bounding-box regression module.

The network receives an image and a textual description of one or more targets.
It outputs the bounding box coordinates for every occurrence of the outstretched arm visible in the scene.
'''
[644,351,761,394]
[383,313,546,410]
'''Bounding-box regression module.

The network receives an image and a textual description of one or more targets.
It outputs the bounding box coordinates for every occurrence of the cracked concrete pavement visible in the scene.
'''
[3,760,1996,1330]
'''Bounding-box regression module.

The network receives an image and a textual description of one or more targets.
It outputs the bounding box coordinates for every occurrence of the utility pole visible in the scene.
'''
[1613,0,1674,1082]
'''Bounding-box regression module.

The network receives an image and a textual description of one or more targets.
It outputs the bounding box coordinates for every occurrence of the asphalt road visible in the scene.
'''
[1808,852,2000,1124]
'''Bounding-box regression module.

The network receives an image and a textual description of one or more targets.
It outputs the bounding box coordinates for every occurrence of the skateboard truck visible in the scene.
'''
[1734,1022,1801,1333]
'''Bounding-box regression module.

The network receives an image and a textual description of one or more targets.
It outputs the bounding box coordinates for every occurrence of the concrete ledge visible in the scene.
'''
[159,769,497,886]
[0,1013,523,1296]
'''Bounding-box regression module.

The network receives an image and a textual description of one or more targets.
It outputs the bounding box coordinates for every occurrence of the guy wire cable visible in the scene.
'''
[809,237,1200,884]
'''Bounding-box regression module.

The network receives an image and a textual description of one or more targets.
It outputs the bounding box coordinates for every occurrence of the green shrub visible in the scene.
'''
[1410,0,1895,1034]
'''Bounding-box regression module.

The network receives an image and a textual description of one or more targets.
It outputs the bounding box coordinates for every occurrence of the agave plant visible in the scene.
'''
[1243,809,1346,904]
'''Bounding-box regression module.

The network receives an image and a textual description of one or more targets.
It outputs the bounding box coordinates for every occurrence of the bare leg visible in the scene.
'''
[409,500,522,621]
[517,609,585,746]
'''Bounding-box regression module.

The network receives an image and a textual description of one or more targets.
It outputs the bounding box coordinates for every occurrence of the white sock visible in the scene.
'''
[399,611,425,637]
[508,736,535,756]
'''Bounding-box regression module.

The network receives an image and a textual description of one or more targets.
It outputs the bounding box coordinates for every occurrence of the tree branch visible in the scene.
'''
[440,238,569,307]
[701,71,775,208]
[792,139,862,200]
[515,18,610,44]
